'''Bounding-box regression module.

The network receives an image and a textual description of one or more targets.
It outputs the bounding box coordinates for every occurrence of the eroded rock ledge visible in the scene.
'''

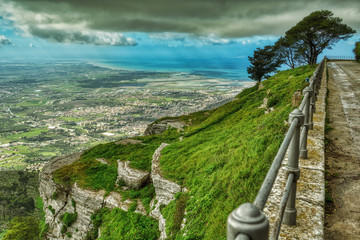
[40,142,184,240]
[149,143,183,240]
[117,160,149,189]
[144,119,185,135]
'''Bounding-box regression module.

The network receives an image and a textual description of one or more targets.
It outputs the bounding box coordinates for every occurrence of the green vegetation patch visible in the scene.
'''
[6,128,49,141]
[159,65,315,239]
[53,128,180,192]
[0,118,29,133]
[162,193,188,238]
[354,41,360,62]
[152,109,211,127]
[60,212,77,227]
[87,208,159,240]
[52,65,314,240]
[3,216,40,240]
[120,184,156,213]
[60,211,77,235]
[2,196,47,240]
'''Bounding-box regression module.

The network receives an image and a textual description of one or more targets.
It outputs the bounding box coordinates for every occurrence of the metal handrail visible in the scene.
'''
[325,55,355,60]
[253,118,299,210]
[227,58,326,240]
[270,172,294,239]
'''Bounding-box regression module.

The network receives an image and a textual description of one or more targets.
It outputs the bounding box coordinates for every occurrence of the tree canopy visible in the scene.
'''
[285,10,355,65]
[247,45,283,82]
[3,216,40,240]
[274,36,303,69]
[354,41,360,62]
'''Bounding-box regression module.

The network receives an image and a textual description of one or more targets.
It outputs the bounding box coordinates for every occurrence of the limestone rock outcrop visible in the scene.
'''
[144,119,185,135]
[149,143,182,240]
[40,154,133,240]
[151,143,181,205]
[39,142,184,240]
[117,160,149,188]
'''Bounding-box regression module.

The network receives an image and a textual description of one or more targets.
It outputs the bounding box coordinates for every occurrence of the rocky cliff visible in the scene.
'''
[39,142,184,239]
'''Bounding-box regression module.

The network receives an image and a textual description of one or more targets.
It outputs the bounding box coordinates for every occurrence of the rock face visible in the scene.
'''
[39,142,183,240]
[149,143,182,240]
[115,139,143,145]
[151,143,181,205]
[292,90,302,107]
[40,153,133,240]
[144,119,185,135]
[117,160,149,188]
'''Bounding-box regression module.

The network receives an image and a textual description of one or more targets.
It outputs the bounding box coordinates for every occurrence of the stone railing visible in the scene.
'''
[227,58,326,240]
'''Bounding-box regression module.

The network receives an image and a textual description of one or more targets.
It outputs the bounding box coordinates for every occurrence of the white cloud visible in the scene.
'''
[149,32,236,47]
[0,1,137,46]
[0,0,358,45]
[0,34,12,46]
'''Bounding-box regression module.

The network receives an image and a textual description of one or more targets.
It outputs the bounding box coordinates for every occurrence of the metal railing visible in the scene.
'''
[325,55,355,60]
[227,58,326,240]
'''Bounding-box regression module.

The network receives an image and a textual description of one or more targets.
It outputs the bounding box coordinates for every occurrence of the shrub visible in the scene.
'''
[3,216,40,240]
[71,198,76,209]
[51,191,59,200]
[354,41,360,62]
[267,96,279,108]
[60,212,78,227]
[98,208,159,240]
[48,205,55,215]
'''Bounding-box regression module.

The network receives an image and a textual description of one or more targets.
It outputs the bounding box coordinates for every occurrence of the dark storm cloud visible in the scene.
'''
[1,0,359,43]
[0,35,12,46]
[28,26,137,46]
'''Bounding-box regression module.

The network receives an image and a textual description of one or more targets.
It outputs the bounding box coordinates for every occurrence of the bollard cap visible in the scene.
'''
[302,86,312,95]
[232,203,265,224]
[227,203,269,240]
[289,108,305,126]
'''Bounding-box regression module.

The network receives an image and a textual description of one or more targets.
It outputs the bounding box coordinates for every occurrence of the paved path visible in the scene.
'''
[325,61,360,239]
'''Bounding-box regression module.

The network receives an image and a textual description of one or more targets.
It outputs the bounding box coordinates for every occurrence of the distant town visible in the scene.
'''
[0,61,252,171]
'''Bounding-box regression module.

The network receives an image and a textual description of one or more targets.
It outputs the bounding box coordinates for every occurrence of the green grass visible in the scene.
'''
[119,184,156,213]
[60,212,78,227]
[57,117,84,122]
[53,128,180,192]
[158,65,315,239]
[35,197,49,239]
[52,65,315,240]
[6,129,49,141]
[162,193,188,238]
[88,208,159,240]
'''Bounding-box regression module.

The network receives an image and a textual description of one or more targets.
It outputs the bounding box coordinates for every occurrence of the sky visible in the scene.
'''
[0,0,359,63]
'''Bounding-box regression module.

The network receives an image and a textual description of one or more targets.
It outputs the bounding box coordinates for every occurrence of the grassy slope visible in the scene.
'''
[52,65,315,240]
[159,65,314,239]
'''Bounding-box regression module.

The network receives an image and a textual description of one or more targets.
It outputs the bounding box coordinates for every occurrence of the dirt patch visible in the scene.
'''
[115,139,143,145]
[95,158,109,165]
[325,61,360,240]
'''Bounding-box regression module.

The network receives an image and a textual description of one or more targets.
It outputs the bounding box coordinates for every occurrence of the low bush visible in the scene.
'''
[354,41,360,62]
[87,208,159,240]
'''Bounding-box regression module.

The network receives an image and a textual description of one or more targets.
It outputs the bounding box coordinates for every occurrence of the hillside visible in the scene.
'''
[39,65,315,240]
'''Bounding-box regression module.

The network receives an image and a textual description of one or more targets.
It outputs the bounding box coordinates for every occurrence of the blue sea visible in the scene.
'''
[94,57,251,81]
